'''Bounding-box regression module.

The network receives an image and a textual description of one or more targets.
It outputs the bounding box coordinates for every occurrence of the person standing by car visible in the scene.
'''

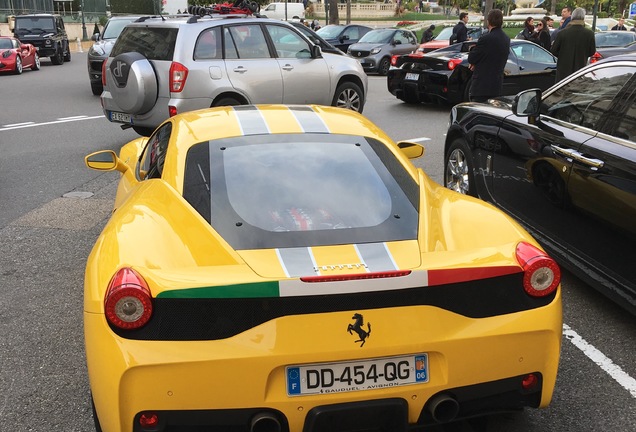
[520,17,535,40]
[611,18,627,31]
[551,7,595,83]
[467,9,510,103]
[534,18,552,50]
[551,6,572,43]
[450,12,469,44]
[421,24,435,43]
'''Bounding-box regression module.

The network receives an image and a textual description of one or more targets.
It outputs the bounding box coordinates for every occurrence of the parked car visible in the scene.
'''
[12,14,70,65]
[418,25,486,53]
[0,36,40,74]
[590,40,636,63]
[388,39,557,105]
[84,103,562,432]
[594,30,636,48]
[288,20,343,55]
[260,2,305,20]
[87,15,143,95]
[443,55,636,315]
[347,28,418,75]
[316,24,372,52]
[101,14,367,136]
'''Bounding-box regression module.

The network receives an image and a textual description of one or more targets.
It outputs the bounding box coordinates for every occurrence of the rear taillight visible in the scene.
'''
[101,60,107,86]
[169,62,188,92]
[104,268,153,329]
[447,58,463,70]
[516,242,560,297]
[168,105,177,117]
[391,55,399,66]
[589,52,603,63]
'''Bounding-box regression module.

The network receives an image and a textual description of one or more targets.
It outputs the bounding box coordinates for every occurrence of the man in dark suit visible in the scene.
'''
[450,12,469,44]
[551,7,595,82]
[611,18,627,31]
[467,9,510,103]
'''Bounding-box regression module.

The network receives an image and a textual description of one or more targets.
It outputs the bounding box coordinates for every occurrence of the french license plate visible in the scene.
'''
[405,72,419,81]
[286,353,428,396]
[109,111,132,124]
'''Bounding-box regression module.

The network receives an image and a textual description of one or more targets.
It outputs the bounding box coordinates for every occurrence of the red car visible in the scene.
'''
[0,36,40,74]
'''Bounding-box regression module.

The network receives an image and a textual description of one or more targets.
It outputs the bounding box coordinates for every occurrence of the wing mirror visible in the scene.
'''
[397,141,425,159]
[85,150,129,173]
[512,88,542,122]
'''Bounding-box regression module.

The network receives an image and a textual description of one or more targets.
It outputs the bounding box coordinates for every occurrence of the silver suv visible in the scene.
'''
[101,13,368,136]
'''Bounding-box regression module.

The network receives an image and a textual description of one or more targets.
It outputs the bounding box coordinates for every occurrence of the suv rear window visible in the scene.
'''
[183,133,419,249]
[111,26,178,60]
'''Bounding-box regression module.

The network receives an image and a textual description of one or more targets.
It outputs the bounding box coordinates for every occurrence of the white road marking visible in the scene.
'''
[0,115,103,132]
[564,323,636,398]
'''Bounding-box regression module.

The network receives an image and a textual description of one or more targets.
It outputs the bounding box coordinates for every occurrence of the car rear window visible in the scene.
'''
[183,133,419,249]
[110,26,178,60]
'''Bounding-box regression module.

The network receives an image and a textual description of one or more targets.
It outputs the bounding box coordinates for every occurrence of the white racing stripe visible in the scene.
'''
[563,324,636,398]
[0,115,102,132]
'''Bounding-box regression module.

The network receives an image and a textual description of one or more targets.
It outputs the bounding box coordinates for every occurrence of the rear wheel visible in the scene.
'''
[14,56,22,74]
[332,82,364,113]
[378,57,391,76]
[64,46,71,62]
[444,138,476,196]
[50,46,63,65]
[213,97,241,107]
[132,126,154,136]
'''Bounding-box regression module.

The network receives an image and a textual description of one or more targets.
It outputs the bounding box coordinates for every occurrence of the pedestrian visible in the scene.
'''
[421,24,435,43]
[543,15,555,30]
[532,18,551,50]
[611,18,627,31]
[551,6,572,43]
[450,12,469,45]
[551,7,595,83]
[467,9,510,103]
[521,16,535,40]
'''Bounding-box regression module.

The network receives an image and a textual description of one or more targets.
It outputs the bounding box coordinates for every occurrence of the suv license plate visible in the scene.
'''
[109,111,132,124]
[405,72,419,81]
[286,353,428,396]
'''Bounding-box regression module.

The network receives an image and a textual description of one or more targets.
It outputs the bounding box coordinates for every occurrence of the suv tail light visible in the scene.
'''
[589,52,603,64]
[169,62,189,92]
[104,268,153,329]
[447,58,463,70]
[516,242,560,297]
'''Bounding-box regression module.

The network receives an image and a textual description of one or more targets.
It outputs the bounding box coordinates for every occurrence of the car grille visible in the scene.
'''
[351,50,370,58]
[110,273,556,341]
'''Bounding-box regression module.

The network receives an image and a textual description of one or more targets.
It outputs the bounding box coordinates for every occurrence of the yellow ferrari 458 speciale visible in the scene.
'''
[84,105,562,432]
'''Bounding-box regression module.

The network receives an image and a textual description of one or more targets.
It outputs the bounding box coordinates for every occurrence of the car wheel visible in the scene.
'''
[213,97,242,107]
[91,395,103,432]
[32,53,40,70]
[462,79,472,102]
[108,52,158,115]
[50,46,63,65]
[14,56,22,74]
[332,82,364,113]
[64,47,71,62]
[132,126,155,136]
[378,57,391,76]
[91,82,103,96]
[444,138,476,196]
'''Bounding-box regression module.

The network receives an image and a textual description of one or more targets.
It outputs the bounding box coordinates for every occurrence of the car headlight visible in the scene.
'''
[89,45,105,56]
[370,47,382,55]
[2,50,12,58]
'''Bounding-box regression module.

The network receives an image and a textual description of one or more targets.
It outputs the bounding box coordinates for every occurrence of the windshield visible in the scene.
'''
[0,39,13,49]
[359,29,394,44]
[595,32,636,47]
[433,27,454,41]
[183,133,419,249]
[316,25,344,38]
[14,17,55,33]
[102,18,138,39]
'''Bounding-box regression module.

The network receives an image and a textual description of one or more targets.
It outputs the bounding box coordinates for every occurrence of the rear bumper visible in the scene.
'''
[86,297,562,432]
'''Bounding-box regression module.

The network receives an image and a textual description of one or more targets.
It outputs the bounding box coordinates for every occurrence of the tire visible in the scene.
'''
[462,79,472,102]
[31,53,40,71]
[91,82,103,96]
[14,56,22,75]
[378,57,391,76]
[444,138,477,196]
[91,395,103,432]
[331,81,364,113]
[213,97,241,107]
[50,46,63,65]
[132,126,155,136]
[64,47,71,62]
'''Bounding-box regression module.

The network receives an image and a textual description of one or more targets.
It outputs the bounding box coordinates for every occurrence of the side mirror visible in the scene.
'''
[339,34,349,42]
[393,40,401,45]
[311,44,322,58]
[85,150,129,173]
[397,141,425,159]
[512,88,542,120]
[91,33,100,41]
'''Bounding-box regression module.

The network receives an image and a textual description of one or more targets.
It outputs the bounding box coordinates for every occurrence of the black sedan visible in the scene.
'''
[443,55,636,315]
[387,39,557,105]
[315,24,372,53]
[590,40,636,63]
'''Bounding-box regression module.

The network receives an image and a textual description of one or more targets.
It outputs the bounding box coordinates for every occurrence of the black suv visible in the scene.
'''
[12,14,70,65]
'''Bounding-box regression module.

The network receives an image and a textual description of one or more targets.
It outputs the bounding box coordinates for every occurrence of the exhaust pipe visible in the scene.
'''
[250,412,282,432]
[427,394,460,423]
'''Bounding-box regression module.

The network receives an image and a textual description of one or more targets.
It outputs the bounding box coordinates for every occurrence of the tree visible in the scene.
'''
[328,0,339,24]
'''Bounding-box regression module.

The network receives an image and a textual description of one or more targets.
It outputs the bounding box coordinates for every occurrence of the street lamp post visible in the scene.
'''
[81,0,88,40]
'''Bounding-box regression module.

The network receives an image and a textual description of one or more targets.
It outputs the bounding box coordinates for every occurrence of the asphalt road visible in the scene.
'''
[0,52,634,432]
